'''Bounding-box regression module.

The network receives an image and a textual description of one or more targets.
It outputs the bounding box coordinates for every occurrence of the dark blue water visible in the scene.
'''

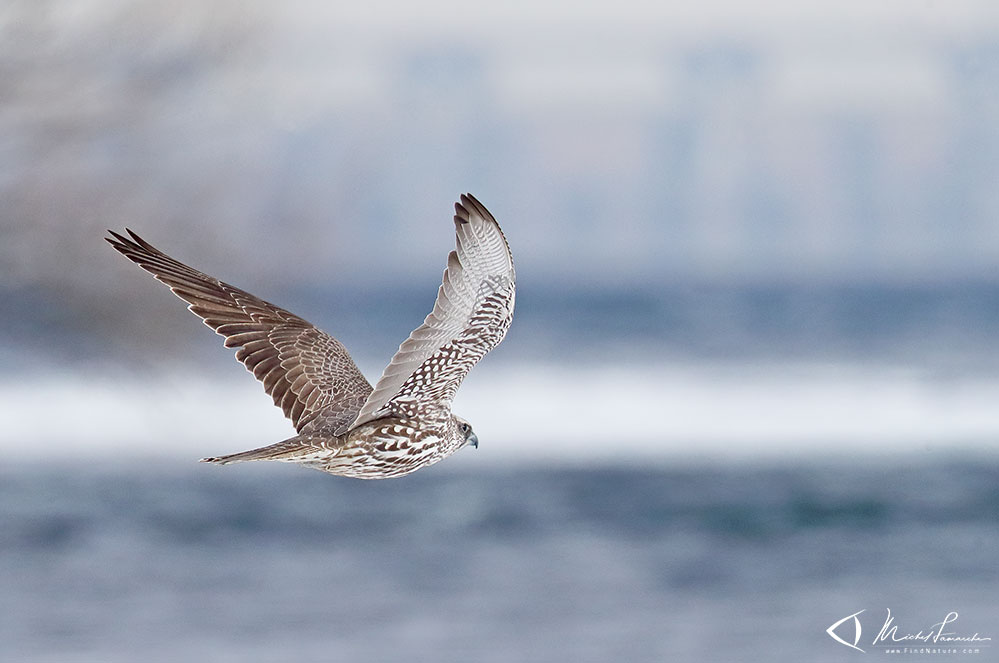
[2,460,997,662]
[6,281,999,372]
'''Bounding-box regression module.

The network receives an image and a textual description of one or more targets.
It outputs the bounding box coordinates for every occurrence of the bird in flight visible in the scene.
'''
[106,194,515,479]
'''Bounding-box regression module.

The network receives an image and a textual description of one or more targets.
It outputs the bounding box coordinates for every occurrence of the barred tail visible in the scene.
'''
[200,434,330,465]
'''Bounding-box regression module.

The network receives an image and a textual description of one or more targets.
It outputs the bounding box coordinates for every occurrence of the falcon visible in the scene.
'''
[106,194,515,479]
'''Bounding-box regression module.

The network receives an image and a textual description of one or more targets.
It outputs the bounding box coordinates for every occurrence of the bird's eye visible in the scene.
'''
[461,423,470,434]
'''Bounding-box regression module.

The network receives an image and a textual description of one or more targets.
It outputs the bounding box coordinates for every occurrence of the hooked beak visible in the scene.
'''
[468,432,479,449]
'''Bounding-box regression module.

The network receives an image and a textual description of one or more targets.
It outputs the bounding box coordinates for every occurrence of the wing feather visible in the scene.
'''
[351,194,515,428]
[106,229,372,434]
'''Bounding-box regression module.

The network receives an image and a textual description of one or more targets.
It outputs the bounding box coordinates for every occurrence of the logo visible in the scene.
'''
[826,609,992,655]
[827,610,866,652]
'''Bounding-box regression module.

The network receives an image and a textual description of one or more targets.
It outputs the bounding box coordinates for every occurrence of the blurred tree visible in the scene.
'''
[0,0,260,289]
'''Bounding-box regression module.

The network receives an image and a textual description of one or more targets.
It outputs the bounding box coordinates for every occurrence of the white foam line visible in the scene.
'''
[458,363,999,461]
[3,363,999,461]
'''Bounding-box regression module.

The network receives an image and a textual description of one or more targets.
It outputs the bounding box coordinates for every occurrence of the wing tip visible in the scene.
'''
[105,228,131,252]
[105,227,162,260]
[454,192,495,228]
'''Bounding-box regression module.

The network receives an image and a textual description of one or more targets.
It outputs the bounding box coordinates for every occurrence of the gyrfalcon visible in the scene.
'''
[106,194,515,479]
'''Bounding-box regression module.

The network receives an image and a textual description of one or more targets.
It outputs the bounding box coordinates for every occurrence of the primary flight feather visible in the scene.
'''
[106,194,515,479]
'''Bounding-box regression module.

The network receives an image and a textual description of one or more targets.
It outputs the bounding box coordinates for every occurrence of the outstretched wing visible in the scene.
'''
[351,194,515,429]
[106,230,372,434]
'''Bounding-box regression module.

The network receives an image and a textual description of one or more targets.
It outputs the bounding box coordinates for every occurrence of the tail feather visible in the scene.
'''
[201,434,333,465]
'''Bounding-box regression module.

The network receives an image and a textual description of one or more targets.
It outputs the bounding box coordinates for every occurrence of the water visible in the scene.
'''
[8,281,999,373]
[2,461,996,662]
[7,281,999,460]
[4,279,999,660]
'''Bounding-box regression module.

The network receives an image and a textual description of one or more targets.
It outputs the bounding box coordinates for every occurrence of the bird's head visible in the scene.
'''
[454,415,478,450]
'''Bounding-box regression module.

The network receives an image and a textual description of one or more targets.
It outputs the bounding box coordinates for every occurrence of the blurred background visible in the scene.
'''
[2,1,998,661]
